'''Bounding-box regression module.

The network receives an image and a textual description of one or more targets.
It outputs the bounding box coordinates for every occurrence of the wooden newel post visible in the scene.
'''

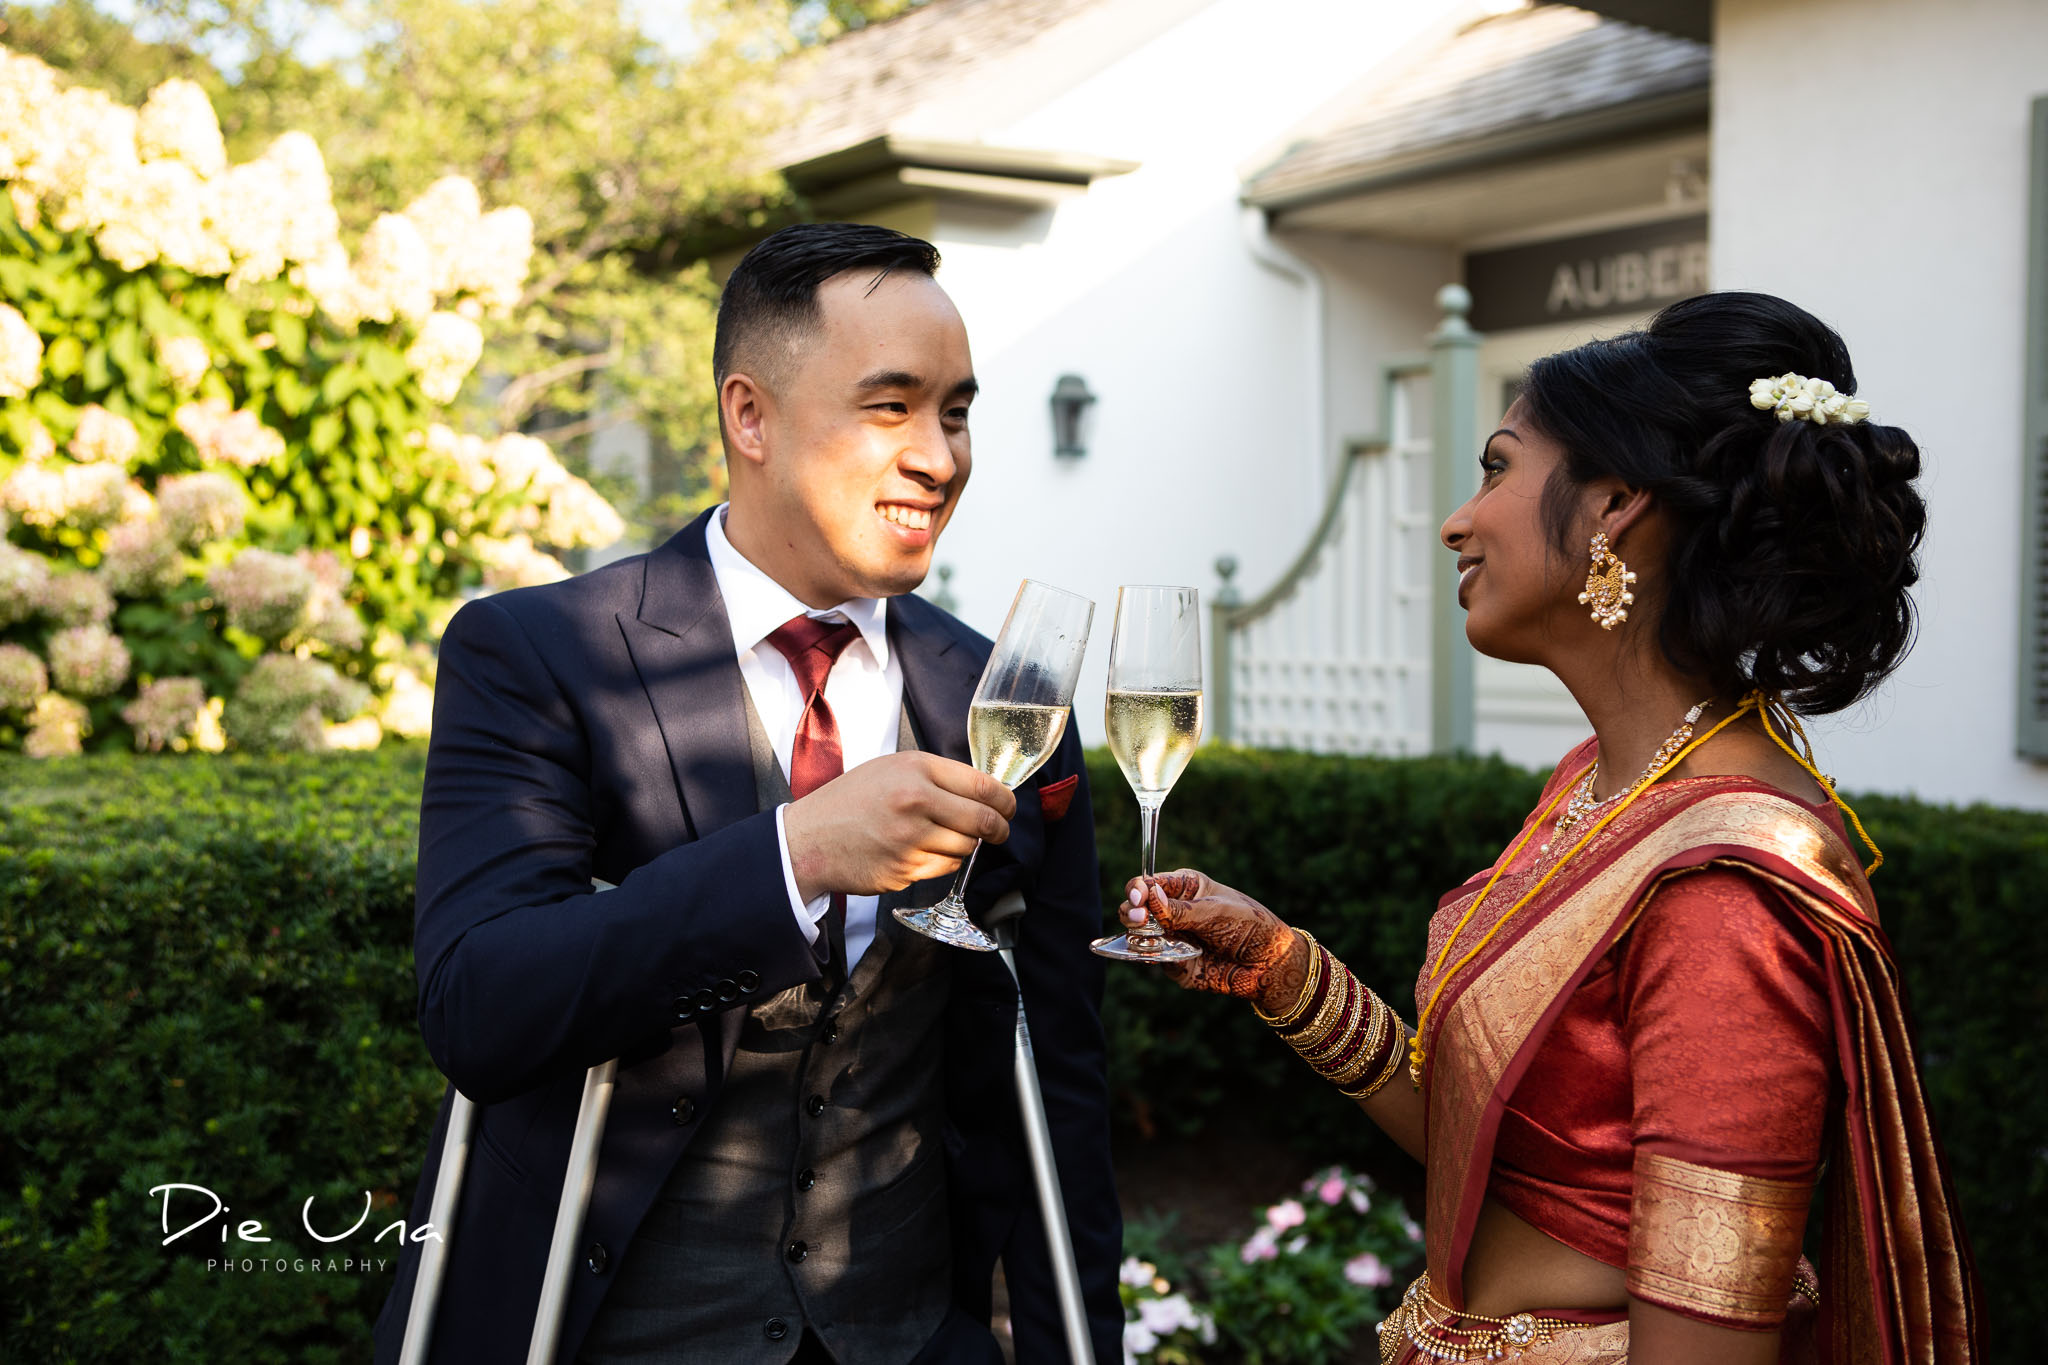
[1428,283,1480,755]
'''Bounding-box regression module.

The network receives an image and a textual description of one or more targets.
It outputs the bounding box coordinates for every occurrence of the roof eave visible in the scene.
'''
[1244,86,1710,215]
[784,133,1140,196]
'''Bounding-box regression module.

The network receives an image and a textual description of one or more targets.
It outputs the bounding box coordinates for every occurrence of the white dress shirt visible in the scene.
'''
[704,503,902,972]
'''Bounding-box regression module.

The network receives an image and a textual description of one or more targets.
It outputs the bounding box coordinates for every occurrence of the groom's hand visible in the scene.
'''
[784,751,1016,900]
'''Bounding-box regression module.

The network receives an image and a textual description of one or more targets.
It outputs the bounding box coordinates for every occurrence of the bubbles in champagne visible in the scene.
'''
[1105,688,1203,800]
[968,701,1069,789]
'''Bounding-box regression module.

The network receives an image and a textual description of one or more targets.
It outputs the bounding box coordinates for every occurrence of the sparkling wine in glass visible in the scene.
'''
[896,579,1094,952]
[1092,585,1204,963]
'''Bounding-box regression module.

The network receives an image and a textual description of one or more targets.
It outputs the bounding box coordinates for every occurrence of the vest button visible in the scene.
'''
[820,1020,840,1044]
[585,1242,608,1274]
[786,1240,809,1263]
[765,1318,789,1341]
[797,1168,815,1191]
[691,988,717,1014]
[672,1096,696,1125]
[716,977,741,1002]
[806,1094,826,1118]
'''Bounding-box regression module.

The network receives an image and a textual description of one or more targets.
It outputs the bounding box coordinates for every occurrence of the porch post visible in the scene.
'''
[1429,284,1480,754]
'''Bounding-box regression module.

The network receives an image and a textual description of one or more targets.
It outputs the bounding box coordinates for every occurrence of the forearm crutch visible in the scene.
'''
[399,878,622,1365]
[987,892,1097,1365]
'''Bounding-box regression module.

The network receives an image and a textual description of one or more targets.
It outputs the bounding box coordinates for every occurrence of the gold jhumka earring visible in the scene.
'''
[1578,531,1635,629]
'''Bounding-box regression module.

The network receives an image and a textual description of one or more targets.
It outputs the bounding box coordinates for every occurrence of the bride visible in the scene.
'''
[1116,293,1981,1364]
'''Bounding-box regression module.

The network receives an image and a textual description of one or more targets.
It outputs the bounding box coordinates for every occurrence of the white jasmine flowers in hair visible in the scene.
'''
[1749,372,1870,426]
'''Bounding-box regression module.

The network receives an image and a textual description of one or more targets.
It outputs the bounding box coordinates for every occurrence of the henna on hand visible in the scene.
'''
[1130,870,1310,1016]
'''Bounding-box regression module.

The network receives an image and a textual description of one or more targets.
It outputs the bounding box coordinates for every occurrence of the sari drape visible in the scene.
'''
[1409,773,1981,1363]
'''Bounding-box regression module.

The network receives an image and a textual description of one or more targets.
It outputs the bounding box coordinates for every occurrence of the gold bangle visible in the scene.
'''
[1343,1016,1409,1101]
[1281,952,1350,1051]
[1298,971,1364,1066]
[1318,988,1386,1084]
[1255,929,1323,1028]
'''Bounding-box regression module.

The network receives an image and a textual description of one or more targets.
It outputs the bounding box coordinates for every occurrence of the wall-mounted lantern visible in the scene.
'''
[1050,373,1096,459]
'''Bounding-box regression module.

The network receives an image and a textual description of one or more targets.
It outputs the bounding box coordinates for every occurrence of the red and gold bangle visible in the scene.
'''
[1258,935,1408,1102]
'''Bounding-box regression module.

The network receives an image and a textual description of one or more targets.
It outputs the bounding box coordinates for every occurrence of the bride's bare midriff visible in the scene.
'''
[1457,1197,1627,1318]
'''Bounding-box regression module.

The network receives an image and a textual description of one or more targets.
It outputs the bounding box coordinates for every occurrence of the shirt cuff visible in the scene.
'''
[774,802,832,945]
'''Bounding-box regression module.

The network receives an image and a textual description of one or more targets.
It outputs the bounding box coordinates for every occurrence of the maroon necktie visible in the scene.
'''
[763,614,862,981]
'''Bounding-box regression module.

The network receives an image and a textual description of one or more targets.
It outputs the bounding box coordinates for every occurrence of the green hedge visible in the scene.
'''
[0,747,2039,1360]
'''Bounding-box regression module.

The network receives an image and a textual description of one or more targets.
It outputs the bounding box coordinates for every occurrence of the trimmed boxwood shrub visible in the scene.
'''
[0,746,2039,1360]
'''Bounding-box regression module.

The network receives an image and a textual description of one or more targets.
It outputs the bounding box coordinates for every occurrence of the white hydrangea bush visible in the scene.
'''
[0,46,619,754]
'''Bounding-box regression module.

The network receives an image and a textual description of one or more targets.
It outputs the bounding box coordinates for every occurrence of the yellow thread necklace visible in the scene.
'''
[1406,689,1885,1088]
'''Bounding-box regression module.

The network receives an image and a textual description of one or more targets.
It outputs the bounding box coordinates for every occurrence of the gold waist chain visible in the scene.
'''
[1378,1272,1589,1363]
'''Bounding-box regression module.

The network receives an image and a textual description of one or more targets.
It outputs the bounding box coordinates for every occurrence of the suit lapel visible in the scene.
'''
[889,595,980,767]
[617,510,757,842]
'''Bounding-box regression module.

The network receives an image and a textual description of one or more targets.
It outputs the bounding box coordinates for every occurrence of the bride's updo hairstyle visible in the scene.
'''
[1519,291,1925,715]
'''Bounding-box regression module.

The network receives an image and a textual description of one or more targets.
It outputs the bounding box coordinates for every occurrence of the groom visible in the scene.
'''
[371,223,1123,1364]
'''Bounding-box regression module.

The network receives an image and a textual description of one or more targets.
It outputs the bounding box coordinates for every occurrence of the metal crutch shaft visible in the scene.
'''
[398,1089,477,1365]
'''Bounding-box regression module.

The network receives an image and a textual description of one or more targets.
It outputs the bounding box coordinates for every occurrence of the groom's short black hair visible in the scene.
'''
[713,222,943,393]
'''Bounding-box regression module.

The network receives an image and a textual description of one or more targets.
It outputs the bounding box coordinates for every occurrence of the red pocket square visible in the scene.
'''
[1038,773,1079,822]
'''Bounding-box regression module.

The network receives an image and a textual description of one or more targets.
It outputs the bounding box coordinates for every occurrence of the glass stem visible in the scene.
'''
[938,838,984,916]
[1133,799,1164,945]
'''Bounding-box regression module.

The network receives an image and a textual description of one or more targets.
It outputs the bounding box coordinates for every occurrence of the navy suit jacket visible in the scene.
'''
[370,511,1123,1364]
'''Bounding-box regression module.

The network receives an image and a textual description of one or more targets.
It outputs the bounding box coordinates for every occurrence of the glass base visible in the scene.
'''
[1090,931,1201,963]
[894,901,1000,952]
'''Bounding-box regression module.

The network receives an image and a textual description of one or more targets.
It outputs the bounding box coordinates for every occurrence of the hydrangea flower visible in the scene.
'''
[174,397,286,469]
[37,570,115,626]
[121,676,207,752]
[134,78,226,178]
[23,691,88,758]
[540,473,626,550]
[0,459,127,531]
[156,471,247,549]
[350,212,436,325]
[206,547,314,640]
[88,159,231,276]
[0,301,43,397]
[68,404,140,465]
[99,518,185,596]
[291,547,365,652]
[224,651,370,752]
[47,623,129,696]
[154,334,210,391]
[477,533,570,591]
[405,310,484,405]
[0,642,48,712]
[0,541,53,626]
[378,662,435,738]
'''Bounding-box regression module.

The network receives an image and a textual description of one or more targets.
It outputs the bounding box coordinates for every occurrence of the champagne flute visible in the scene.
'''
[896,579,1094,952]
[1091,585,1204,963]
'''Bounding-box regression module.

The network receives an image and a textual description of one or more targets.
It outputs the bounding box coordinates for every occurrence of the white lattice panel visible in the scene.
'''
[1227,373,1435,754]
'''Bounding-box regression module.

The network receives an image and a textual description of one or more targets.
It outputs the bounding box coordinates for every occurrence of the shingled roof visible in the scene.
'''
[764,0,1117,171]
[1245,4,1709,210]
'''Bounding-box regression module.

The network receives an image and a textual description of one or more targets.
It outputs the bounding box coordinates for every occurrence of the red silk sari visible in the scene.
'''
[1401,759,1981,1363]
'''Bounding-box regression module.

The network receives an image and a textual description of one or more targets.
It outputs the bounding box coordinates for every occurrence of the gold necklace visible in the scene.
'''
[1409,696,1736,1087]
[1542,700,1712,854]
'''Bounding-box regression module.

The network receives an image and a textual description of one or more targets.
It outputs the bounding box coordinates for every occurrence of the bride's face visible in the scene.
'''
[1438,397,1591,665]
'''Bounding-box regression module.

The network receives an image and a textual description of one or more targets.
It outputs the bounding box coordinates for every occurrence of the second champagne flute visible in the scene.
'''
[1091,584,1203,963]
[895,578,1094,951]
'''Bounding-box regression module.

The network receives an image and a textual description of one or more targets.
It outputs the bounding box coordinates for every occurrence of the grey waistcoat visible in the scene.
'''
[578,696,954,1365]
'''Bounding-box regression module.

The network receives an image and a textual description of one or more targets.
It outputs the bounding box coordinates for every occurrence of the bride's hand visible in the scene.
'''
[1119,869,1310,1017]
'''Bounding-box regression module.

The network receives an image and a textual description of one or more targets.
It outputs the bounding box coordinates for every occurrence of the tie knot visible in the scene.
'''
[764,614,862,698]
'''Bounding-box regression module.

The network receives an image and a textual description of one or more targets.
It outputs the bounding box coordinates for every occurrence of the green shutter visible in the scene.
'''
[2020,95,2048,758]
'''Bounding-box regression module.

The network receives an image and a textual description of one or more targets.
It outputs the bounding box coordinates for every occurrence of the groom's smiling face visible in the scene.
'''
[723,268,976,608]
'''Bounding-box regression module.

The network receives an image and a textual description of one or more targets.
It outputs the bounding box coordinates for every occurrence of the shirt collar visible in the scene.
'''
[704,503,890,670]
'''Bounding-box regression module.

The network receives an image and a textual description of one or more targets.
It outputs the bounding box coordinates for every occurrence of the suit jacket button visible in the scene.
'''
[672,1097,696,1125]
[736,970,761,994]
[797,1168,815,1192]
[765,1318,789,1341]
[715,977,740,1002]
[692,988,716,1013]
[786,1240,808,1263]
[585,1242,608,1274]
[806,1094,826,1118]
[671,995,691,1021]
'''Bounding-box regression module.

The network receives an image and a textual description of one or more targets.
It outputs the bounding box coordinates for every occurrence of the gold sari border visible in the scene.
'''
[1627,1151,1812,1329]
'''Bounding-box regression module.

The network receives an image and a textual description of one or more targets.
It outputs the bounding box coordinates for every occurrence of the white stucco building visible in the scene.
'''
[599,0,2048,810]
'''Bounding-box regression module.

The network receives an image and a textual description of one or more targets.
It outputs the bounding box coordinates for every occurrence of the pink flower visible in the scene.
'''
[1318,1174,1348,1206]
[1239,1226,1279,1263]
[1265,1199,1306,1233]
[1344,1253,1394,1289]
